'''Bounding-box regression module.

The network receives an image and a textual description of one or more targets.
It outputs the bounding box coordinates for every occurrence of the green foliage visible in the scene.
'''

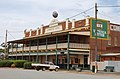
[5,61,13,67]
[0,49,4,53]
[24,62,32,69]
[13,60,26,68]
[0,61,5,67]
[0,60,13,67]
[0,60,26,68]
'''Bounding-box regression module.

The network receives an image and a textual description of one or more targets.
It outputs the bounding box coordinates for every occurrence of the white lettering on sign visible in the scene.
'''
[45,25,62,33]
[93,29,106,37]
[49,19,59,27]
[97,23,102,28]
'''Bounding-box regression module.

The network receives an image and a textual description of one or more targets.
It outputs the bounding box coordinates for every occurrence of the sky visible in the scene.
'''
[0,0,120,47]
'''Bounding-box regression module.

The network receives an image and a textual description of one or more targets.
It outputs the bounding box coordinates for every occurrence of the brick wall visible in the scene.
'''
[24,19,86,38]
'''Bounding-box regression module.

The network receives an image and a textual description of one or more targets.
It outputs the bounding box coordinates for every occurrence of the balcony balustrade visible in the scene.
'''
[24,47,29,51]
[57,43,68,48]
[9,43,90,52]
[17,47,22,51]
[70,43,90,49]
[47,44,56,49]
[31,46,37,50]
[39,45,46,50]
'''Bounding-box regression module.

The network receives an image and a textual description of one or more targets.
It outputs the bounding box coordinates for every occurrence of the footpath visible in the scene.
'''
[60,69,120,76]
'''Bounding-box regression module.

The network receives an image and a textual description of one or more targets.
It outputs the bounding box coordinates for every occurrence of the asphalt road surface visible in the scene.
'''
[0,68,120,79]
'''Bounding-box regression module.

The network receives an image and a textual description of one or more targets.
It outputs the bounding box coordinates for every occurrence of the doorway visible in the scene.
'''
[84,55,89,69]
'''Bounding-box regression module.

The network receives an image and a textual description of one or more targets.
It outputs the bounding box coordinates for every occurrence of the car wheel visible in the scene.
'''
[49,69,53,71]
[42,67,46,71]
[36,67,40,71]
[55,68,58,72]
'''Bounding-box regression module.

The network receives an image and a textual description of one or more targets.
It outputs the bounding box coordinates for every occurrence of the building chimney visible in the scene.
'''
[37,27,39,35]
[66,18,69,29]
[24,29,27,37]
[30,29,32,36]
[85,15,90,26]
[41,24,44,34]
[72,19,75,28]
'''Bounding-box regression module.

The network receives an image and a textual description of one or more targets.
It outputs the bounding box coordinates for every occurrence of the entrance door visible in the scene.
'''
[84,55,88,69]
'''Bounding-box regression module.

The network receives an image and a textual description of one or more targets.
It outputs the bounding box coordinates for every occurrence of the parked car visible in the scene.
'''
[32,61,60,71]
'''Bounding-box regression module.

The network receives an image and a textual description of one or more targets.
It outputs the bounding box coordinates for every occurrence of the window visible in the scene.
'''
[65,59,67,63]
[75,58,78,63]
[114,36,117,46]
[108,35,111,45]
[53,59,56,64]
[62,59,64,64]
[58,59,60,64]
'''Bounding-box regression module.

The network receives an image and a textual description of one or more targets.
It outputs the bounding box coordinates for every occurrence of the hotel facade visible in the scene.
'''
[8,17,120,69]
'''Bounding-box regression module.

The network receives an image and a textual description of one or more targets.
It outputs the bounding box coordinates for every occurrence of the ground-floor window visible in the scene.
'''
[75,58,78,63]
[53,59,56,64]
[62,59,64,64]
[65,58,67,63]
[58,59,60,64]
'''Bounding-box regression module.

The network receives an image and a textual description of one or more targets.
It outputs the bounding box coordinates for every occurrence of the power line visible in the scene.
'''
[97,4,120,23]
[68,7,94,19]
[98,5,120,7]
[8,31,23,33]
[98,12,119,21]
[7,30,15,39]
[98,12,120,24]
[68,5,120,19]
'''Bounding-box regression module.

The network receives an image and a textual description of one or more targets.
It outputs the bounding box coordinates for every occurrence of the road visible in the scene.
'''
[0,68,120,79]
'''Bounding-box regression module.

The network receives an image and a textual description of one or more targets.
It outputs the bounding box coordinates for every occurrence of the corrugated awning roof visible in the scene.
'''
[101,53,120,56]
[7,27,90,43]
[69,31,90,36]
[7,32,68,43]
[8,51,89,56]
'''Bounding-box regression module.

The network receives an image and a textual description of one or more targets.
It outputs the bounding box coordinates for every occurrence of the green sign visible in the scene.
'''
[90,18,109,40]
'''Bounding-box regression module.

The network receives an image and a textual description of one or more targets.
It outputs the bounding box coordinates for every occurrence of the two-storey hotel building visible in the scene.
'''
[8,17,120,69]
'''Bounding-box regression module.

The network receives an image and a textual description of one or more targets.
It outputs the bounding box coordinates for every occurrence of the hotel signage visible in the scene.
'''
[45,18,62,33]
[90,18,109,40]
[45,25,62,33]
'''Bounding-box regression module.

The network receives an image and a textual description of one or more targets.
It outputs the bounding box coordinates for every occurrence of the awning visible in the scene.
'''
[69,49,90,52]
[70,52,89,55]
[9,52,61,56]
[9,50,89,56]
[69,31,90,36]
[101,53,120,56]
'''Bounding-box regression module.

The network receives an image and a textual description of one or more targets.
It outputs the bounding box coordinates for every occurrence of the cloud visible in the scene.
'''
[0,0,119,45]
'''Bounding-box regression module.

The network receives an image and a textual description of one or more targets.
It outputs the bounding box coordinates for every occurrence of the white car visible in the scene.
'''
[32,61,60,71]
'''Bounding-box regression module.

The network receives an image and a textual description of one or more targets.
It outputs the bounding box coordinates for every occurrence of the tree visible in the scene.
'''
[0,48,4,53]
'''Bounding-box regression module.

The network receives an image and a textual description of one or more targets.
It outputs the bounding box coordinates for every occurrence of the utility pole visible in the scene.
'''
[4,30,7,59]
[95,3,98,73]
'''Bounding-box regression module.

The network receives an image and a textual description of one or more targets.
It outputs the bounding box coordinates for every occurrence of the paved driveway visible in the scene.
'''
[0,68,120,79]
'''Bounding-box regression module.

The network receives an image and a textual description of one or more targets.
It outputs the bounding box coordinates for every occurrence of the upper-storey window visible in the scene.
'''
[108,35,111,45]
[114,36,117,46]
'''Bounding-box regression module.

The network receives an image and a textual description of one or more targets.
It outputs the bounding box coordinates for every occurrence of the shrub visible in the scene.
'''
[5,61,13,67]
[0,61,5,67]
[14,60,26,68]
[24,62,32,69]
[0,60,26,68]
[0,60,13,67]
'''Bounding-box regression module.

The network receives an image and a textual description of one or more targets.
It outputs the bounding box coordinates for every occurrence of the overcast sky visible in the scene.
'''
[0,0,120,46]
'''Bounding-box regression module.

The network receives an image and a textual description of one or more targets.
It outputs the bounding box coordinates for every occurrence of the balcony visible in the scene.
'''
[70,43,90,49]
[31,46,37,50]
[9,43,90,52]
